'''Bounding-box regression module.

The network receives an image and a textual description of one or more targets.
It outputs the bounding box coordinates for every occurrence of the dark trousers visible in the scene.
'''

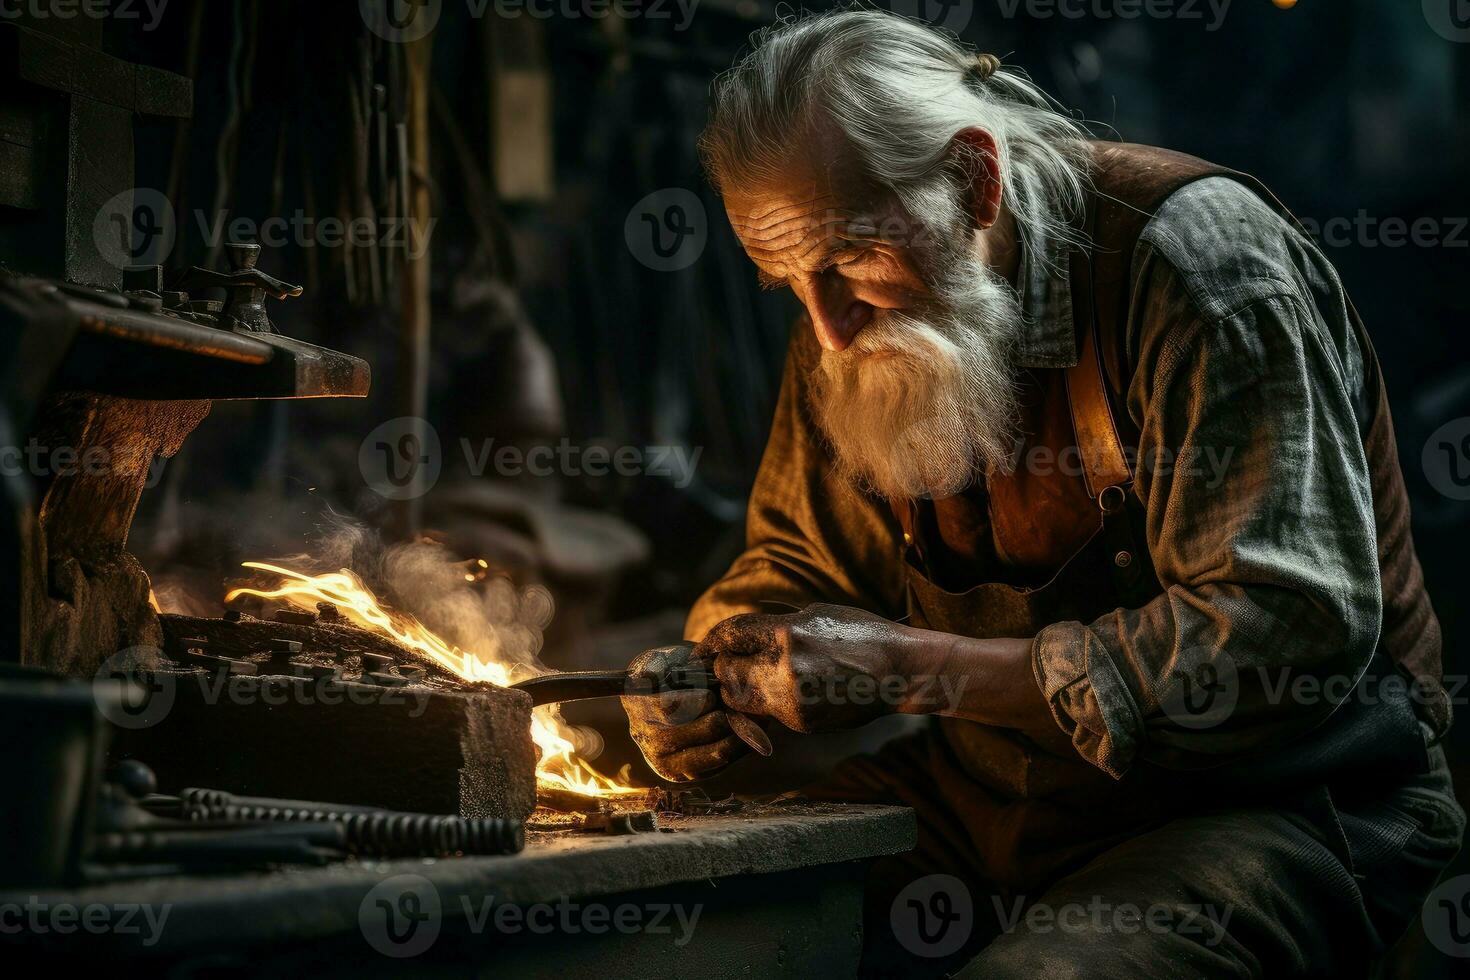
[813,733,1464,977]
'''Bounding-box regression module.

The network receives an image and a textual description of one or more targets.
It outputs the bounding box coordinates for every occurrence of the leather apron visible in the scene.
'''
[887,347,1169,889]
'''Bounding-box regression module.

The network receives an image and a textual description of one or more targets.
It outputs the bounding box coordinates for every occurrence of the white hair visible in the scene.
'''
[699,6,1091,271]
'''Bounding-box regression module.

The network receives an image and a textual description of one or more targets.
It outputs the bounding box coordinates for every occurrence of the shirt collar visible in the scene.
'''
[1012,217,1080,370]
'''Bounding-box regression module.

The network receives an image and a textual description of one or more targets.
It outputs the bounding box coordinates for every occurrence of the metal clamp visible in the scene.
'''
[1098,484,1128,516]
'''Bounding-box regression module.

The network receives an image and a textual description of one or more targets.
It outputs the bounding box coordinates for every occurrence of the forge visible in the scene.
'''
[0,19,544,849]
[107,609,540,822]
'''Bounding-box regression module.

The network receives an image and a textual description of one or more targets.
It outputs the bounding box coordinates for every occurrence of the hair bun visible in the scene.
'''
[970,53,1001,82]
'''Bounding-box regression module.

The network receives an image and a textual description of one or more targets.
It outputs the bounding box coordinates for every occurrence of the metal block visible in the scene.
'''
[72,50,135,111]
[133,64,193,119]
[0,141,41,210]
[63,97,132,290]
[15,10,102,51]
[0,97,50,211]
[0,23,190,118]
[2,25,72,95]
[105,672,538,823]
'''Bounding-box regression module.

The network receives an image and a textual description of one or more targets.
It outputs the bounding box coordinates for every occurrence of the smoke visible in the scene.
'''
[148,577,223,619]
[234,512,607,764]
[242,509,554,678]
[381,537,554,675]
[143,494,557,678]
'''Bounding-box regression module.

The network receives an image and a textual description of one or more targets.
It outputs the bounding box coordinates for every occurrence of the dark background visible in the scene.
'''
[61,0,1470,969]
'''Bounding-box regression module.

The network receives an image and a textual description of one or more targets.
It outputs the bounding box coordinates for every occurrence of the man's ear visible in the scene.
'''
[950,127,1002,230]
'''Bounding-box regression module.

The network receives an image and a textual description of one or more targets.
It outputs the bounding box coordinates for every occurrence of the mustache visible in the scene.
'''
[830,308,963,360]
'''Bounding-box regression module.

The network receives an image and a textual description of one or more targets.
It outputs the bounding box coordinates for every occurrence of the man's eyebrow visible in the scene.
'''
[750,235,872,289]
[754,267,786,290]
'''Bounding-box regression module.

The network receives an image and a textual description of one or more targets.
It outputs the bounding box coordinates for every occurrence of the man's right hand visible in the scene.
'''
[621,643,751,783]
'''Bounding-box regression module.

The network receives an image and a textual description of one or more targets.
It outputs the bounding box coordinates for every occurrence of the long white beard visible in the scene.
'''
[811,254,1022,500]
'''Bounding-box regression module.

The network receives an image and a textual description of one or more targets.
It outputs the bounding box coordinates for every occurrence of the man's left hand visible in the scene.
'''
[693,604,917,733]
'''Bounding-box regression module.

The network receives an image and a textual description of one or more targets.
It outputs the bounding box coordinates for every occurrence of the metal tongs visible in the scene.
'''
[510,652,773,756]
[511,665,717,707]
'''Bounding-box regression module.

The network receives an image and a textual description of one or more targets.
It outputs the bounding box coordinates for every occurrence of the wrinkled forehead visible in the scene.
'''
[720,150,907,264]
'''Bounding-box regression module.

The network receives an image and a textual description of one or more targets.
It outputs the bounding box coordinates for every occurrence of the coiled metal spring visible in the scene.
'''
[176,788,524,857]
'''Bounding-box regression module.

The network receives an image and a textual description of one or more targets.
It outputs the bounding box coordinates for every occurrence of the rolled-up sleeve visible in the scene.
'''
[685,322,907,641]
[1035,231,1382,778]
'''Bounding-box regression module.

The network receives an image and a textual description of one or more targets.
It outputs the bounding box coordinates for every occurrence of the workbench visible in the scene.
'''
[1,803,915,978]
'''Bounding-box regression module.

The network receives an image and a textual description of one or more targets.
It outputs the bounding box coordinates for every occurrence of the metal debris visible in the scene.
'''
[536,786,614,814]
[582,810,659,835]
[273,609,318,625]
[655,788,744,816]
[528,809,660,836]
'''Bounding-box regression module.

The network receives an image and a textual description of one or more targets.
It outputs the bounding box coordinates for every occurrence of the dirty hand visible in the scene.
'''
[621,643,750,783]
[696,604,916,734]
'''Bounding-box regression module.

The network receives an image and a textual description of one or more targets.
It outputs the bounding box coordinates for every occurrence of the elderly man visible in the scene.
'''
[622,9,1463,976]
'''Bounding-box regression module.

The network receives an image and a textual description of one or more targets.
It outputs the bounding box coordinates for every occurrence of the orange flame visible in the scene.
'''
[225,561,638,797]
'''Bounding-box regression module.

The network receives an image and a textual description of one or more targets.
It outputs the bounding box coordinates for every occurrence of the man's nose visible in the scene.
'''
[799,275,873,352]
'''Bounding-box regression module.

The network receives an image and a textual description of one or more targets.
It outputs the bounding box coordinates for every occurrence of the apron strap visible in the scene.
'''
[1064,315,1147,600]
[1064,313,1133,503]
[1066,173,1150,602]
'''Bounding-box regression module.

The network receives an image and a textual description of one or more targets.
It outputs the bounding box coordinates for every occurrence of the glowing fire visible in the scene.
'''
[225,561,638,797]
